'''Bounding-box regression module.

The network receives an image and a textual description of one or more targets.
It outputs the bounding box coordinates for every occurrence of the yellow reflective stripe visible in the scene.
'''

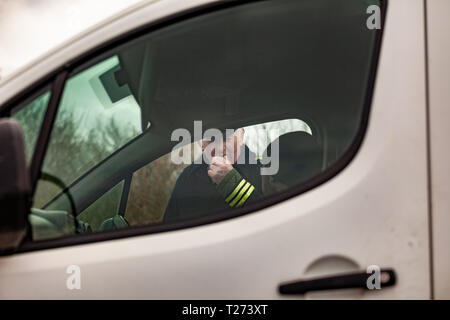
[225,179,246,203]
[236,185,255,207]
[229,182,250,207]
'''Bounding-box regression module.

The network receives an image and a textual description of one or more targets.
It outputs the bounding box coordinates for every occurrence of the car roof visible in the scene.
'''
[0,0,217,107]
[0,1,158,86]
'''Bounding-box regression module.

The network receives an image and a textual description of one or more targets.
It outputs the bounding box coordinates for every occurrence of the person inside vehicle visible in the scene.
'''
[163,128,263,222]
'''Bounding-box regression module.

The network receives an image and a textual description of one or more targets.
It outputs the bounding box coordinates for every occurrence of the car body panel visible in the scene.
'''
[0,0,218,107]
[0,0,433,299]
[427,0,450,300]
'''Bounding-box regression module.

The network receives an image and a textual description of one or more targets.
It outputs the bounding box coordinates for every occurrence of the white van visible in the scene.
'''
[0,0,449,299]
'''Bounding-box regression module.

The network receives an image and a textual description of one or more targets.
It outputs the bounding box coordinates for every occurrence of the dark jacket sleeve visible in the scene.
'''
[163,176,182,223]
[215,167,262,208]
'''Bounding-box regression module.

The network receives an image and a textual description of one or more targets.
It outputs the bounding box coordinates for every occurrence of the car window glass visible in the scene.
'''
[11,88,51,164]
[33,55,143,207]
[77,181,124,231]
[27,0,381,242]
[124,119,312,225]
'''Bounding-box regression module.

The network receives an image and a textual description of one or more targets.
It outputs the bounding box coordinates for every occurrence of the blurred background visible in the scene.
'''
[0,0,143,80]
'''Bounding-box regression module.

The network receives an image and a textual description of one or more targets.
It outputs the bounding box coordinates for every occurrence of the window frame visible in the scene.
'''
[0,0,387,253]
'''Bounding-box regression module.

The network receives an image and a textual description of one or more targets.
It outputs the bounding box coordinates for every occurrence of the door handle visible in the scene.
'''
[279,268,396,295]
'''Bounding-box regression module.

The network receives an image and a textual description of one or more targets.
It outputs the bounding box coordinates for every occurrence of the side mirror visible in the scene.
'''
[0,118,30,253]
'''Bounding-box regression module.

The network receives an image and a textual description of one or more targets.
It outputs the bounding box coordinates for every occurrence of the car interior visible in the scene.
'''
[7,0,378,238]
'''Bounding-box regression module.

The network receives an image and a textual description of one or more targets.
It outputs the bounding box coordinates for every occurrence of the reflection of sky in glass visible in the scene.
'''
[60,55,142,143]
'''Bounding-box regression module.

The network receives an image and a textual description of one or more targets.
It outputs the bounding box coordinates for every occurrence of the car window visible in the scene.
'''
[11,87,51,164]
[25,0,381,242]
[77,181,124,231]
[33,55,143,208]
[125,119,312,226]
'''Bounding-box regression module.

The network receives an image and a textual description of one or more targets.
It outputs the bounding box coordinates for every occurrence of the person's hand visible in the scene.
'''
[208,156,233,185]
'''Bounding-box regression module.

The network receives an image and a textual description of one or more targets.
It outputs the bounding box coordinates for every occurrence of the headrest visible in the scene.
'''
[263,131,323,186]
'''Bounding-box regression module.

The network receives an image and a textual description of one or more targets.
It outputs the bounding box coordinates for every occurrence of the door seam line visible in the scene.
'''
[423,0,434,300]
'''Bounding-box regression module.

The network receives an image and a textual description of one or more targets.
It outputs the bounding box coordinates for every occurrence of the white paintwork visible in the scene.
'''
[0,0,433,299]
[0,0,218,104]
[0,0,143,78]
[427,0,450,300]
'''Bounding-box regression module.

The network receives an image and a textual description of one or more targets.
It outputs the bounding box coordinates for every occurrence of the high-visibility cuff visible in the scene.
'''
[216,169,255,207]
[216,168,243,199]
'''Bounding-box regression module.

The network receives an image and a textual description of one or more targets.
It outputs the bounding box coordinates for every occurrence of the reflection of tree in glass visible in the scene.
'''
[77,181,124,231]
[15,100,138,210]
[125,145,192,226]
[14,95,184,229]
[13,92,50,164]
